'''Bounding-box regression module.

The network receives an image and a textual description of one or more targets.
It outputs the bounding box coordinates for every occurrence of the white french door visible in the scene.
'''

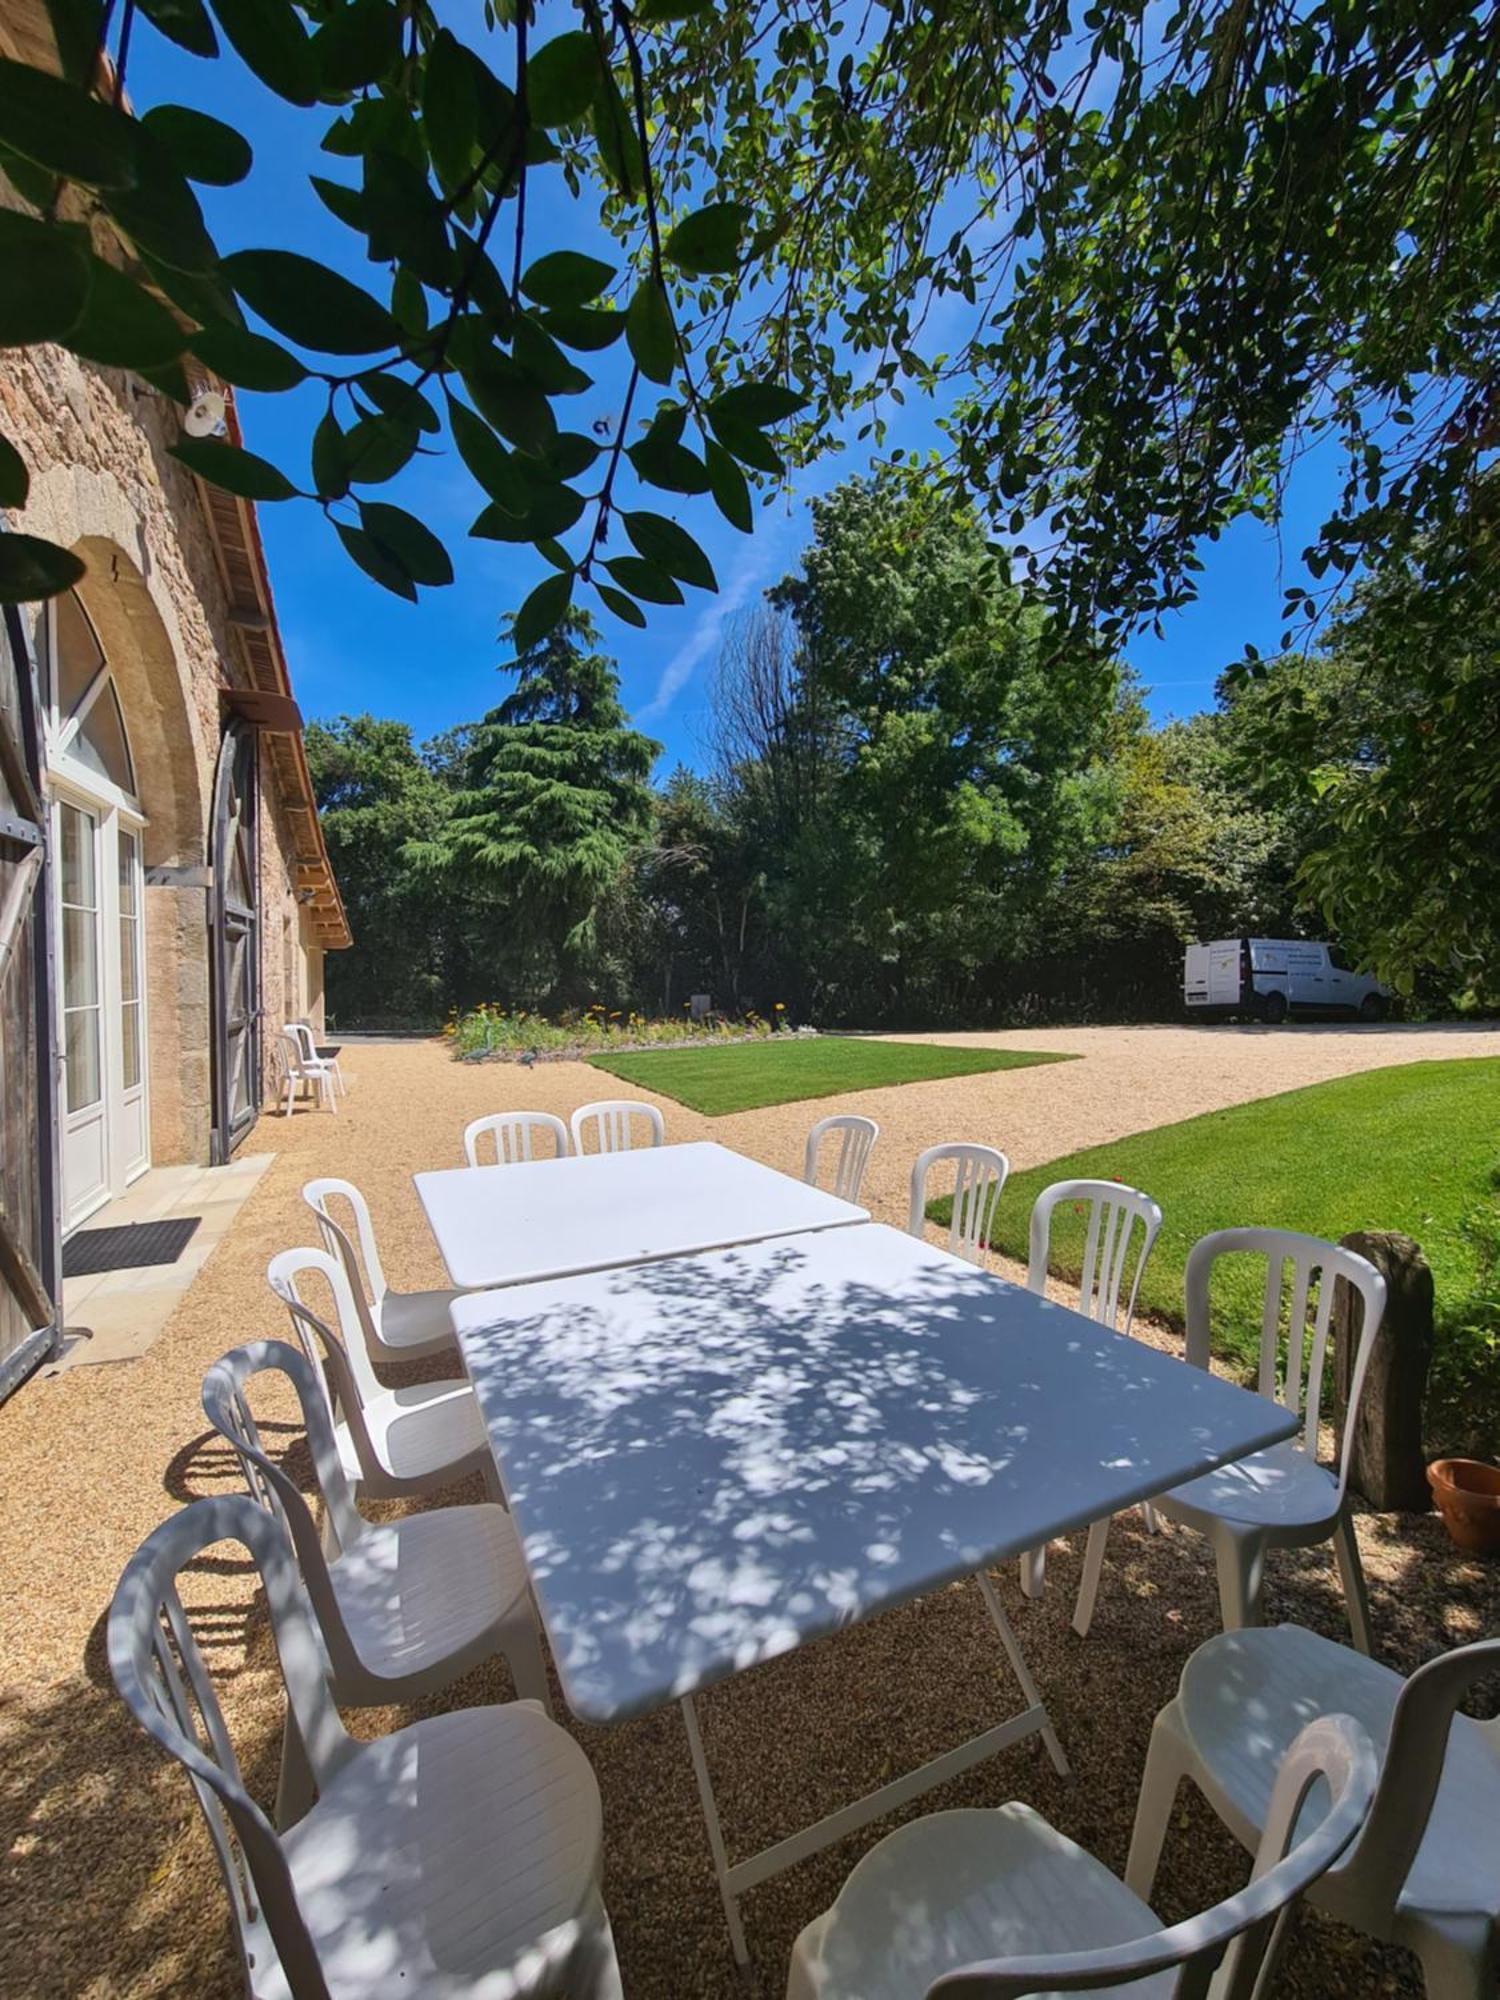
[55,792,148,1229]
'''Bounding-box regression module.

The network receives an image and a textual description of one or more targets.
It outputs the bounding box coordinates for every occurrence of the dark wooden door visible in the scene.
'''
[209,721,260,1163]
[0,598,60,1400]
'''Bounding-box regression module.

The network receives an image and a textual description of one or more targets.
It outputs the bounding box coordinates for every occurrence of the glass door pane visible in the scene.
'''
[60,802,101,1112]
[118,826,142,1091]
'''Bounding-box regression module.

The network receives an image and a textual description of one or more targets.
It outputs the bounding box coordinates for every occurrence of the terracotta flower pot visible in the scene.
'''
[1427,1458,1500,1555]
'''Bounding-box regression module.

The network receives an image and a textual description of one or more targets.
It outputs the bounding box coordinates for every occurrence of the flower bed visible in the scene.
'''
[446,1003,788,1062]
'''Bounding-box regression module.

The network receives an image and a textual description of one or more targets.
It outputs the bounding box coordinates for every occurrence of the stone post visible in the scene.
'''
[1333,1230,1434,1512]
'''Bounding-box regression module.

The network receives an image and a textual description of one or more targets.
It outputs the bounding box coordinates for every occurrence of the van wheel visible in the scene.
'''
[1359,992,1387,1022]
[1262,991,1288,1025]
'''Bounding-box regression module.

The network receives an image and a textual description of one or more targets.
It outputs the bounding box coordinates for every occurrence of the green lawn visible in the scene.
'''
[931,1057,1500,1452]
[588,1036,1072,1115]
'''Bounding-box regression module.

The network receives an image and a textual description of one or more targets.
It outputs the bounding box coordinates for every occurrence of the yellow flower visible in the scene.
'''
[775,1001,786,1011]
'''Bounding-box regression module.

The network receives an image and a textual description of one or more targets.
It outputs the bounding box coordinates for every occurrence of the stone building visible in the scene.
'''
[0,8,348,1394]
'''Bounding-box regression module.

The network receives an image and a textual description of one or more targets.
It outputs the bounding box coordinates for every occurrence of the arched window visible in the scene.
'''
[49,590,137,802]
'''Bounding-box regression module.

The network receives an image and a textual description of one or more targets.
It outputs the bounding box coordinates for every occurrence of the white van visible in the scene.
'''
[1183,938,1391,1024]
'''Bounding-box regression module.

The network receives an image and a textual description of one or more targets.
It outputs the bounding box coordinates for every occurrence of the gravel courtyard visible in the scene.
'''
[2,1021,1497,1998]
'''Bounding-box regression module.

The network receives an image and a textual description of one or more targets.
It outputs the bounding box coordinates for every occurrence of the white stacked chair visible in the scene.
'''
[1128,1625,1500,2000]
[908,1142,1009,1266]
[570,1098,665,1155]
[786,1712,1374,1998]
[803,1114,878,1203]
[1073,1227,1387,1649]
[1019,1178,1163,1599]
[267,1245,490,1502]
[290,1019,345,1096]
[303,1177,461,1364]
[464,1110,572,1167]
[108,1495,622,2000]
[278,1025,337,1117]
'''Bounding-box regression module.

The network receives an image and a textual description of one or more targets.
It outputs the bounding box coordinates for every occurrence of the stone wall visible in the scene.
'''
[1,338,331,1165]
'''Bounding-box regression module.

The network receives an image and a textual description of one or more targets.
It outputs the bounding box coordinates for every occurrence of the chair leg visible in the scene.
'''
[275,1710,317,1829]
[1413,1915,1499,2000]
[504,1610,553,1715]
[1332,1511,1374,1657]
[1124,1701,1192,1899]
[1210,1523,1265,1631]
[1072,1516,1112,1638]
[1019,1545,1046,1599]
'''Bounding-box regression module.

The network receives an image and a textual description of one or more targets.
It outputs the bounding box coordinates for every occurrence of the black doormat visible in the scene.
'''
[62,1216,201,1278]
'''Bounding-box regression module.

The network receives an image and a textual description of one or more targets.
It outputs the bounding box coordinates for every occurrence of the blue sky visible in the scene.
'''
[131,18,1340,774]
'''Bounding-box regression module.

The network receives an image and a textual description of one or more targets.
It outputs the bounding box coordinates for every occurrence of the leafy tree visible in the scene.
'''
[420,609,658,1003]
[304,712,459,1022]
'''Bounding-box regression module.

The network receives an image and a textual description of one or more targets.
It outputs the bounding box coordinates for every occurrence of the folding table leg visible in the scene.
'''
[680,1694,750,1968]
[975,1569,1071,1778]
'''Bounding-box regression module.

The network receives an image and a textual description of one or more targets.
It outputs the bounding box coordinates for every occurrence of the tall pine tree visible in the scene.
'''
[422,612,659,1006]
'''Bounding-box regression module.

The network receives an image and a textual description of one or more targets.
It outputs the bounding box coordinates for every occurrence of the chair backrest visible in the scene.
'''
[108,1494,352,2000]
[287,1020,319,1063]
[202,1341,372,1688]
[909,1143,1010,1266]
[1346,1633,1500,1916]
[280,1024,316,1079]
[570,1098,665,1155]
[267,1244,385,1435]
[1027,1179,1163,1336]
[804,1115,878,1204]
[464,1110,572,1168]
[303,1176,388,1323]
[1184,1228,1387,1494]
[929,1713,1375,1997]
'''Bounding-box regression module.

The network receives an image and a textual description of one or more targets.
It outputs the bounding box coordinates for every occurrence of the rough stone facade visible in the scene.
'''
[0,339,348,1171]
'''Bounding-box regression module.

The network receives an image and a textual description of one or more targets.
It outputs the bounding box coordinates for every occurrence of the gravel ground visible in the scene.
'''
[2,1023,1497,1999]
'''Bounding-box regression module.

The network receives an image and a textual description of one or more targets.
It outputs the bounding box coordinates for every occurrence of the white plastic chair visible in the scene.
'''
[1072,1227,1387,1650]
[267,1245,491,1503]
[570,1098,665,1155]
[464,1110,572,1167]
[108,1495,622,2000]
[786,1711,1375,1998]
[908,1143,1010,1266]
[804,1115,878,1203]
[303,1177,460,1365]
[1019,1178,1164,1600]
[291,1019,345,1097]
[279,1025,337,1117]
[1127,1624,1500,2000]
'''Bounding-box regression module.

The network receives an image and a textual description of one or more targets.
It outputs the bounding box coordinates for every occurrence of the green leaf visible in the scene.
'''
[43,0,107,84]
[422,29,479,199]
[140,250,243,328]
[0,55,140,187]
[604,555,683,605]
[521,251,615,310]
[223,249,397,355]
[0,211,92,346]
[0,431,28,509]
[712,381,807,427]
[136,0,219,58]
[141,104,251,185]
[626,279,675,385]
[137,357,191,406]
[336,520,416,601]
[171,434,299,501]
[513,570,573,650]
[471,483,584,541]
[342,411,419,485]
[544,432,602,481]
[311,174,367,230]
[591,78,642,199]
[103,129,218,272]
[635,0,715,19]
[191,320,306,392]
[622,510,717,590]
[362,374,439,435]
[208,0,318,106]
[0,532,87,604]
[364,149,451,288]
[447,397,531,515]
[391,269,429,338]
[707,406,782,475]
[311,412,348,499]
[312,0,401,94]
[664,202,749,278]
[526,32,600,128]
[66,258,189,371]
[595,582,647,628]
[458,350,556,455]
[627,409,710,494]
[540,305,625,353]
[512,316,592,396]
[358,501,453,587]
[705,439,752,532]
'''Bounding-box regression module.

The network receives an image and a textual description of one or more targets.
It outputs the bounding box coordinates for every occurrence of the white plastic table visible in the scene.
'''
[415,1138,868,1289]
[452,1223,1298,1963]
